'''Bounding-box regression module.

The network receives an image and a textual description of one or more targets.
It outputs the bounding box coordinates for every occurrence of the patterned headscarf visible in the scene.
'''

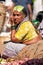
[13,5,27,17]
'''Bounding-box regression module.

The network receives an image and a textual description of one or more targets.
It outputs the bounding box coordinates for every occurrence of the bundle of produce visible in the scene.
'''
[0,58,29,65]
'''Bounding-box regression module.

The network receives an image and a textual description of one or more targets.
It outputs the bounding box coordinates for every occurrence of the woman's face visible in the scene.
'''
[12,10,24,24]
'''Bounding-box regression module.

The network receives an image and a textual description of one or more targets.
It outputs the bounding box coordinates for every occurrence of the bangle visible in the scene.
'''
[11,26,16,30]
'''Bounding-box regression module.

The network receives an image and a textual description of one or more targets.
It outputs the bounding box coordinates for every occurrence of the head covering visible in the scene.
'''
[13,5,27,17]
[13,5,24,12]
[36,11,43,22]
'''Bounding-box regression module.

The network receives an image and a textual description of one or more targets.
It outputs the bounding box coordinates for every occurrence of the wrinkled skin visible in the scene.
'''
[11,10,24,25]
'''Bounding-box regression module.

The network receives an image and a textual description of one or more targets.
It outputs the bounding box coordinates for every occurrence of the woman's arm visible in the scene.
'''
[11,26,21,42]
[23,35,42,45]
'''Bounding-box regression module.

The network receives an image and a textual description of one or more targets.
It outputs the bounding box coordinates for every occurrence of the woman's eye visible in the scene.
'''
[13,14,20,16]
[13,14,15,16]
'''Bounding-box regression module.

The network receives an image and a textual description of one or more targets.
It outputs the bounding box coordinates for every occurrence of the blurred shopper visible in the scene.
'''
[32,11,43,38]
[5,0,14,13]
[2,0,14,32]
[33,0,43,20]
[37,11,43,39]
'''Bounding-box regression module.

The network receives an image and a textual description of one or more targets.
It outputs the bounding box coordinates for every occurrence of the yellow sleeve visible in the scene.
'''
[15,21,30,40]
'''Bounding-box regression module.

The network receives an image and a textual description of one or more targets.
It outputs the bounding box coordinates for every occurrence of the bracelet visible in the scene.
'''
[11,26,16,30]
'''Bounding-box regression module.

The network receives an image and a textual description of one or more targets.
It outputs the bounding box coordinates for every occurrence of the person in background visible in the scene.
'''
[12,0,32,21]
[32,0,43,20]
[37,11,43,39]
[5,0,14,11]
[32,11,43,38]
[0,2,10,59]
[3,5,42,58]
[2,0,14,32]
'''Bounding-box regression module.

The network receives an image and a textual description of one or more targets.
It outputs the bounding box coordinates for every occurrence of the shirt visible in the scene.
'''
[15,21,38,41]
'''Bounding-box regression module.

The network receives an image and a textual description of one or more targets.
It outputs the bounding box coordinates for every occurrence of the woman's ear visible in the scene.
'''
[22,12,26,19]
[21,14,25,21]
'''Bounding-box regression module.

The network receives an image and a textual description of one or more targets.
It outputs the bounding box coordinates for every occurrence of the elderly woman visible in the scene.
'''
[2,5,43,59]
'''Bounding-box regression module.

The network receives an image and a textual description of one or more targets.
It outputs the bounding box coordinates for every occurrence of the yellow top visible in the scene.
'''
[15,21,38,41]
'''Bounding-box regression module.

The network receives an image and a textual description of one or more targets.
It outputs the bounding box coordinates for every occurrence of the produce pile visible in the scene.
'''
[0,58,43,65]
[0,58,28,65]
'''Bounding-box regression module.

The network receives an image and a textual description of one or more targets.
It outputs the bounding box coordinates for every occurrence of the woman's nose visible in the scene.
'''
[14,15,18,18]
